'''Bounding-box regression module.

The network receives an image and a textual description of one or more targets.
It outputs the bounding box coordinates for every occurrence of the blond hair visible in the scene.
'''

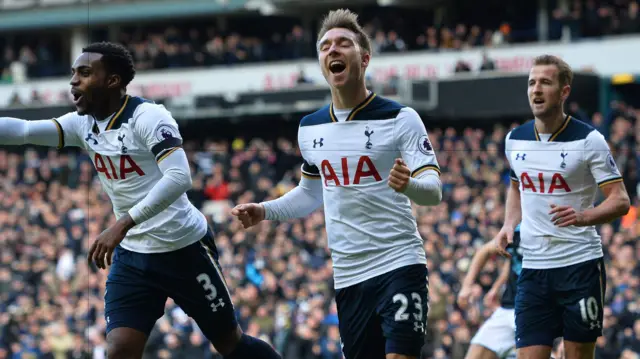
[317,9,372,54]
[533,55,574,87]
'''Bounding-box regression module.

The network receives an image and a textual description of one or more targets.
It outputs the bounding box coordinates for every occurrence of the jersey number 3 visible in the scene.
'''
[197,273,225,313]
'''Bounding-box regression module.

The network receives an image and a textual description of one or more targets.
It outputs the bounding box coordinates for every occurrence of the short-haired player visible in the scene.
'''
[0,42,282,359]
[232,9,442,359]
[495,55,630,359]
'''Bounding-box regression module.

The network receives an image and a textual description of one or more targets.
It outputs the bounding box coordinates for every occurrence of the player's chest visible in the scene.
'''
[510,142,587,194]
[301,122,397,186]
[80,122,143,154]
[80,124,152,181]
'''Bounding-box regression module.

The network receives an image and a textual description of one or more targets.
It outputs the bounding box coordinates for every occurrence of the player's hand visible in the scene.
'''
[492,226,513,258]
[231,203,265,229]
[457,285,473,309]
[483,287,500,308]
[549,204,586,227]
[88,215,134,269]
[388,158,411,192]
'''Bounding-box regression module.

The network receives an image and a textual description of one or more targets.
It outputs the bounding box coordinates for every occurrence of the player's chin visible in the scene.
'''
[328,70,349,86]
[75,106,88,115]
[530,106,549,117]
[78,103,94,116]
[329,76,349,89]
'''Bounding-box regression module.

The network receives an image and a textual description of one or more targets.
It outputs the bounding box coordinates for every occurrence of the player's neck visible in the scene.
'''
[92,92,126,122]
[331,82,369,110]
[534,111,567,134]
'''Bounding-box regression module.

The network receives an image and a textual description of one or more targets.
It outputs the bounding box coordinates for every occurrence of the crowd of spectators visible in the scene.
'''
[0,98,638,359]
[1,0,639,83]
[551,0,640,40]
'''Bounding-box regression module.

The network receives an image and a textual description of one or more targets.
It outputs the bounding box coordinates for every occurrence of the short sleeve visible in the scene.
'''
[395,107,440,178]
[131,103,184,163]
[504,131,518,183]
[585,130,623,187]
[52,112,84,148]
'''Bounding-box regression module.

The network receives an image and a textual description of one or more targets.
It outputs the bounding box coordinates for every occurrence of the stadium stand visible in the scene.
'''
[0,106,638,359]
[0,1,639,359]
[1,0,639,84]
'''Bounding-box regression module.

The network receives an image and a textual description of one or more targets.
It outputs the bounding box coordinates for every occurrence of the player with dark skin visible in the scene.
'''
[73,52,140,270]
[72,47,252,359]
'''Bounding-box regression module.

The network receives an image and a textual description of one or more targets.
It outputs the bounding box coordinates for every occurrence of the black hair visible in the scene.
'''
[82,42,136,88]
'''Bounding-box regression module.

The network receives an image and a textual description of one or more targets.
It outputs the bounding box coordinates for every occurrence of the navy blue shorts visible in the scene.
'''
[335,264,429,359]
[104,228,237,341]
[515,257,606,348]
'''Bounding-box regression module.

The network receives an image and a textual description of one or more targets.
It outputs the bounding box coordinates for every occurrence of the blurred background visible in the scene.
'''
[0,0,638,358]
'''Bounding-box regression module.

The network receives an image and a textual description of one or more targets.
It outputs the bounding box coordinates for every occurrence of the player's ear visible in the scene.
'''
[361,50,370,69]
[561,84,571,101]
[107,74,121,89]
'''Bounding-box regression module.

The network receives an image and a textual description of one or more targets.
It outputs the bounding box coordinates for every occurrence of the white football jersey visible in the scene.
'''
[298,93,439,289]
[505,116,622,269]
[53,95,207,253]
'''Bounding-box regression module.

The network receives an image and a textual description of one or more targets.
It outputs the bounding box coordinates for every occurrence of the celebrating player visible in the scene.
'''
[458,225,523,359]
[0,42,282,359]
[231,9,442,359]
[494,55,630,359]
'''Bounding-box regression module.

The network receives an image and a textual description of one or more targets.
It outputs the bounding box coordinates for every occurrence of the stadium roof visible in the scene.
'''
[0,0,248,30]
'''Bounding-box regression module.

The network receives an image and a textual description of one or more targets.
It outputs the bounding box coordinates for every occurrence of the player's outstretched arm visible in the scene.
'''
[0,117,65,148]
[232,174,323,229]
[262,175,323,219]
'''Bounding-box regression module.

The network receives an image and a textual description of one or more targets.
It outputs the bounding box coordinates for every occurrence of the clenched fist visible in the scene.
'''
[388,158,411,192]
[230,203,265,229]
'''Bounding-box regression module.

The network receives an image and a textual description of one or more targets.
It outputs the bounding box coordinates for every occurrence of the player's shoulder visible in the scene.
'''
[507,120,537,141]
[130,96,167,118]
[508,116,596,142]
[53,111,90,135]
[551,116,597,142]
[300,104,332,127]
[130,96,177,126]
[55,110,86,124]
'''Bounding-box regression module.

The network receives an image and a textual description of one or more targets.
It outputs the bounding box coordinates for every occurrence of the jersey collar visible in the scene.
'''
[534,114,571,142]
[92,95,130,134]
[329,91,376,122]
[105,95,130,131]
